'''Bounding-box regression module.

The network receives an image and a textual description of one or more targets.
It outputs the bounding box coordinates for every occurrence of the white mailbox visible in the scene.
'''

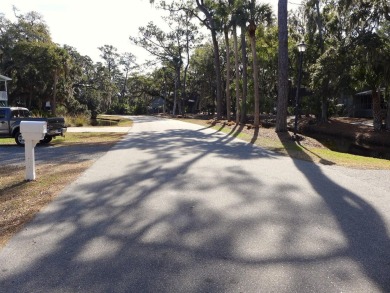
[20,121,47,141]
[20,121,47,181]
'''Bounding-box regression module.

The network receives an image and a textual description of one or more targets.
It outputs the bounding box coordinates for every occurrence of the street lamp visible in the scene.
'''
[294,41,307,140]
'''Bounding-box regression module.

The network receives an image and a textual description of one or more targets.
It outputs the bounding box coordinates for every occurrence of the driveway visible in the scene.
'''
[1,116,390,292]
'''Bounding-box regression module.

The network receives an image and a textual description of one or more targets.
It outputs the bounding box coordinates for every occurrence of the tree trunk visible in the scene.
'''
[173,70,179,116]
[315,0,328,123]
[121,69,129,100]
[372,88,382,131]
[182,15,191,115]
[224,27,232,121]
[275,0,289,132]
[176,64,183,115]
[321,95,328,123]
[240,24,248,124]
[51,70,58,116]
[28,89,33,109]
[196,1,223,119]
[249,21,260,128]
[233,25,241,124]
[386,92,390,130]
[183,52,190,115]
[210,30,223,119]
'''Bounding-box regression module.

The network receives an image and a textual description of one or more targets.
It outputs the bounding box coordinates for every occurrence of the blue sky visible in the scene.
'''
[1,0,298,64]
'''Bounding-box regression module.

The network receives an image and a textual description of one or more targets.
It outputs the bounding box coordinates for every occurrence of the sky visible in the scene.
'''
[1,0,300,64]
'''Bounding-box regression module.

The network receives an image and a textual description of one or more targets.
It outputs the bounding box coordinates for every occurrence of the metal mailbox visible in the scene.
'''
[20,121,47,181]
[20,121,47,140]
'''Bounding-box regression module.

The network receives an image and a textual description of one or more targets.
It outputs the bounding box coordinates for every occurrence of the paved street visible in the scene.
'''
[66,126,132,133]
[1,116,390,292]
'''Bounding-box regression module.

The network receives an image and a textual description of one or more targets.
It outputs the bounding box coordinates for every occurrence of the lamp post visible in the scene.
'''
[294,41,307,140]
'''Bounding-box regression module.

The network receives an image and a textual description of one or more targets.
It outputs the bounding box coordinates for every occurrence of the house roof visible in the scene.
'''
[0,74,12,81]
[355,88,385,95]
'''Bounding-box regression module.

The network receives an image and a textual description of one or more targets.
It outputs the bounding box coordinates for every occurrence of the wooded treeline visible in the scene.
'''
[0,0,389,131]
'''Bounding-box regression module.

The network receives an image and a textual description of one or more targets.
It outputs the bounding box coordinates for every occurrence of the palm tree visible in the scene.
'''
[275,0,289,132]
[232,15,241,124]
[195,0,223,119]
[248,12,260,127]
[235,3,249,124]
[229,0,243,124]
[248,1,272,128]
[220,0,235,121]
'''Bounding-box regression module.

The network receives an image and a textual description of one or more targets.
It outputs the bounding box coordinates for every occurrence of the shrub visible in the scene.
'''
[64,114,90,127]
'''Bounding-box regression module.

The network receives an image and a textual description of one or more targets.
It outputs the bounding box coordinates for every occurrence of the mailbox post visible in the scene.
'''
[20,121,47,181]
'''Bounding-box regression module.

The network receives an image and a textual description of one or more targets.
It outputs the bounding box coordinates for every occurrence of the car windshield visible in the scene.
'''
[20,110,30,117]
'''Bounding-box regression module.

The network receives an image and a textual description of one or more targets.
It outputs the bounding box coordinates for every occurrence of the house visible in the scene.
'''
[339,89,387,118]
[148,97,166,114]
[0,74,12,107]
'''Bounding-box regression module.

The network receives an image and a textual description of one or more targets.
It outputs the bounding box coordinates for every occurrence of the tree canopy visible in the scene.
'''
[1,1,389,131]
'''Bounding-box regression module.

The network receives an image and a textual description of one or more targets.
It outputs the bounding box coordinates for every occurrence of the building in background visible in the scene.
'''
[0,74,12,107]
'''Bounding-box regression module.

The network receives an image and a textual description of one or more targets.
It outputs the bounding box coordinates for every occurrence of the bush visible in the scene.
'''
[56,105,68,117]
[65,114,90,127]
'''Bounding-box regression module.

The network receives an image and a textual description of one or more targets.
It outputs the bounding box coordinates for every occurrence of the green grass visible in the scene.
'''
[0,137,15,145]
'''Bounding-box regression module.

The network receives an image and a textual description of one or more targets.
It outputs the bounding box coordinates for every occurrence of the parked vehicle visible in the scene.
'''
[0,107,67,146]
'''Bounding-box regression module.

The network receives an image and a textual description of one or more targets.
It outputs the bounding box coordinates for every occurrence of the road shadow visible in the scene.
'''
[297,140,335,166]
[277,133,390,292]
[0,142,117,166]
[1,119,389,292]
[250,127,259,144]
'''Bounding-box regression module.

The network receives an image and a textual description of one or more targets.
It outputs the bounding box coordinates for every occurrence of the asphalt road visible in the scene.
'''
[1,116,390,293]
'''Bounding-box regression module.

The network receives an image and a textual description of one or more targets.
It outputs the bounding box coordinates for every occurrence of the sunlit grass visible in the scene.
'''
[0,132,126,146]
[0,137,15,145]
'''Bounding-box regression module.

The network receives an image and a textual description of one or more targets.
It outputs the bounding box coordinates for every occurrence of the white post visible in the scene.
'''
[25,140,38,181]
[20,121,47,181]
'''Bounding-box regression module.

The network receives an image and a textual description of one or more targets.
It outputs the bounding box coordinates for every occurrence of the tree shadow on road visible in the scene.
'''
[1,121,389,292]
[277,133,390,292]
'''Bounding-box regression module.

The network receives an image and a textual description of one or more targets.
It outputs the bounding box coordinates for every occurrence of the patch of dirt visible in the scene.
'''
[0,134,124,248]
[0,161,94,248]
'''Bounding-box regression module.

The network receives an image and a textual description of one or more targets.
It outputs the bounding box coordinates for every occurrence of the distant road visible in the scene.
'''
[1,116,390,293]
[66,126,131,133]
